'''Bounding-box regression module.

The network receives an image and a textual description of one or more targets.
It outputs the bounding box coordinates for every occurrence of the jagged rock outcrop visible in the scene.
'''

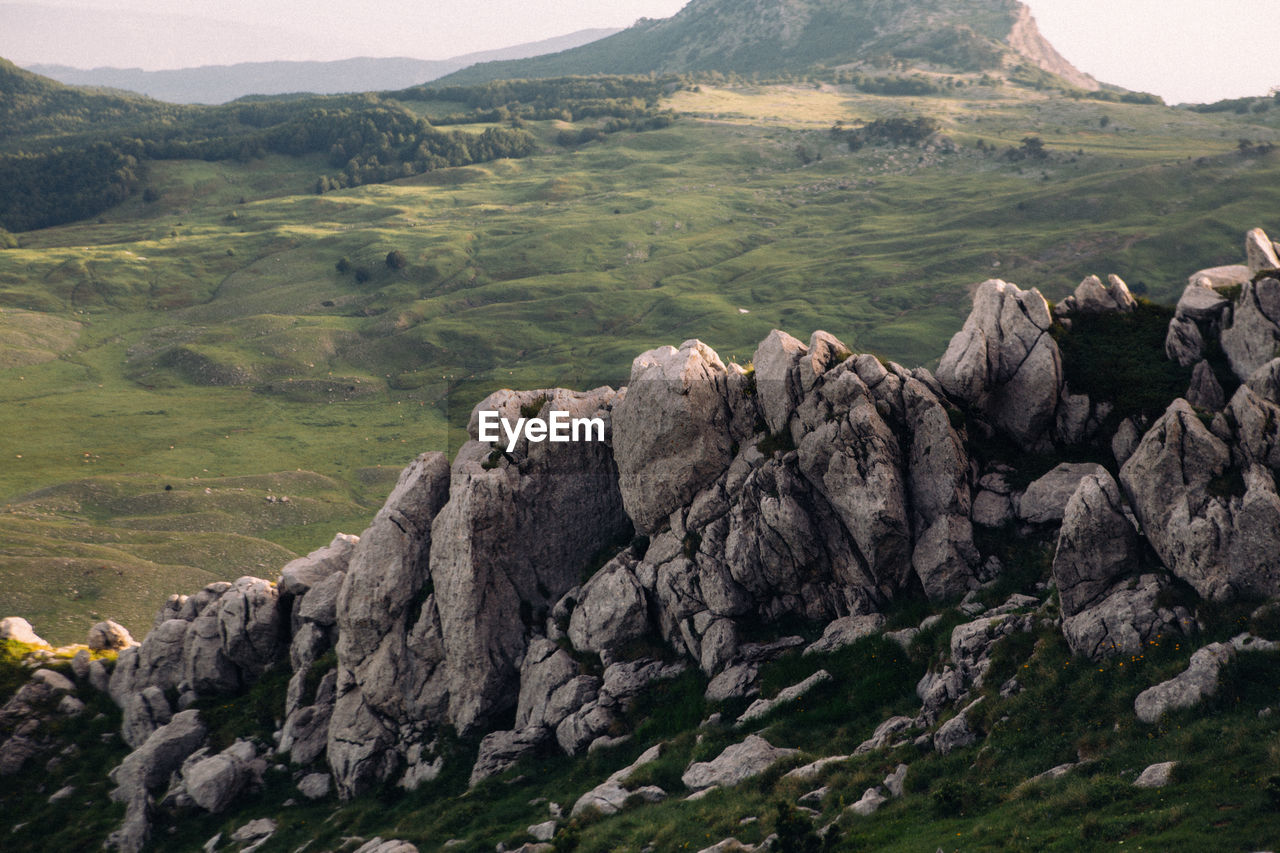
[434,388,629,739]
[1186,360,1226,411]
[937,279,1062,450]
[613,340,747,531]
[107,710,207,852]
[1120,398,1280,601]
[1061,574,1194,661]
[328,451,451,798]
[1245,227,1280,273]
[1055,274,1137,316]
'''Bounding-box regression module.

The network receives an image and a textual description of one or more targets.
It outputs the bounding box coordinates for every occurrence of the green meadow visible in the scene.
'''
[4,78,1280,641]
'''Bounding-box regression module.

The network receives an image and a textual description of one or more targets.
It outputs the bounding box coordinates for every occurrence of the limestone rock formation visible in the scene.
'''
[613,340,743,532]
[329,451,452,798]
[1055,274,1137,316]
[1120,399,1280,601]
[1018,463,1108,526]
[435,388,629,738]
[1051,469,1142,617]
[936,279,1062,449]
[1061,574,1194,661]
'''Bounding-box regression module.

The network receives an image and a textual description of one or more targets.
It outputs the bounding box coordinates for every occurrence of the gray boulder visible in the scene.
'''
[803,614,886,656]
[1133,761,1177,789]
[216,576,282,676]
[0,616,47,646]
[1061,575,1194,661]
[849,786,888,816]
[738,670,831,725]
[1018,463,1108,525]
[934,709,978,755]
[182,740,255,813]
[855,715,915,754]
[1052,469,1142,617]
[1246,226,1280,273]
[613,340,741,532]
[468,727,550,787]
[681,735,799,791]
[88,620,137,652]
[353,841,419,853]
[571,743,666,817]
[936,279,1062,449]
[568,554,650,655]
[1222,275,1280,380]
[297,772,331,799]
[1135,642,1235,724]
[704,663,760,702]
[279,532,358,598]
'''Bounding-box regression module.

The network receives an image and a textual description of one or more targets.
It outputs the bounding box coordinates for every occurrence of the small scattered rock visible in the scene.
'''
[738,670,831,725]
[1133,761,1177,789]
[297,773,330,800]
[848,786,887,816]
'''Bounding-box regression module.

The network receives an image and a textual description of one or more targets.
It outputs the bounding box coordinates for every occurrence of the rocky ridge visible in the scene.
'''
[4,229,1280,850]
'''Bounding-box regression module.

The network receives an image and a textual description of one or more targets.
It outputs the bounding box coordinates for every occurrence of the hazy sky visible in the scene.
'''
[3,0,1278,104]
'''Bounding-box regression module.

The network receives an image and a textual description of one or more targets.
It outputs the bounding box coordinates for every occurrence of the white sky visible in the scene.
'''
[3,0,1277,104]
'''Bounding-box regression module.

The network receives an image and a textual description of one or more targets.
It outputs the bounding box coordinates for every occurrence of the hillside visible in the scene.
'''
[4,68,1280,641]
[25,29,621,105]
[437,0,1098,88]
[3,227,1280,852]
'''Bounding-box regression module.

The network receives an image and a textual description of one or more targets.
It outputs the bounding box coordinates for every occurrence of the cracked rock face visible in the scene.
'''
[1221,276,1280,380]
[613,340,744,532]
[328,451,452,799]
[433,386,631,737]
[1061,574,1194,661]
[1120,399,1280,601]
[936,279,1063,450]
[1052,469,1142,617]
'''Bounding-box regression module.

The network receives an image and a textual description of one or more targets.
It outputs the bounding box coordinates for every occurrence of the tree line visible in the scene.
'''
[0,96,537,231]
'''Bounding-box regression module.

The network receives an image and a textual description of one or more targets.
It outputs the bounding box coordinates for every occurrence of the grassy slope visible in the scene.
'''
[3,80,1280,642]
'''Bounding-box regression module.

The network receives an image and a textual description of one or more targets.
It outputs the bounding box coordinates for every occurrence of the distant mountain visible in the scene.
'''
[437,0,1098,90]
[26,29,620,105]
